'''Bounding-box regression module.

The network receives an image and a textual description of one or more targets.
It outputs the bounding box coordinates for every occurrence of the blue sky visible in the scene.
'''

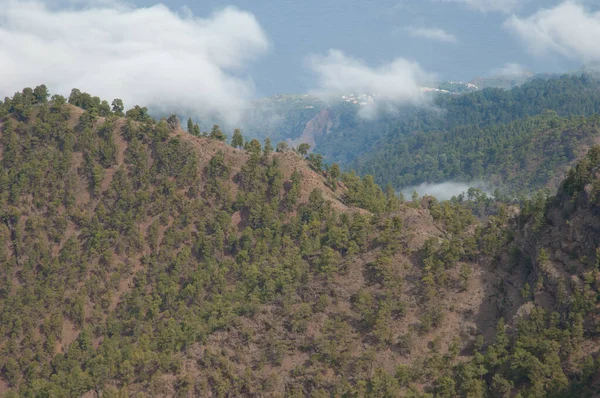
[132,0,581,96]
[2,0,599,123]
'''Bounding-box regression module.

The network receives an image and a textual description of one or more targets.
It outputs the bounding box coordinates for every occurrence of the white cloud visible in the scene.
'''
[0,0,269,124]
[439,0,520,13]
[306,50,434,118]
[490,62,532,77]
[401,181,489,201]
[506,2,600,63]
[406,27,458,43]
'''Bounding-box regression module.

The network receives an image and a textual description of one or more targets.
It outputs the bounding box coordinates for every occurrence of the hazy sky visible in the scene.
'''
[150,0,587,95]
[1,0,598,122]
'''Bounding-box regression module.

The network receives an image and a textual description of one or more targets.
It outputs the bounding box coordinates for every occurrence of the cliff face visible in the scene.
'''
[295,109,333,149]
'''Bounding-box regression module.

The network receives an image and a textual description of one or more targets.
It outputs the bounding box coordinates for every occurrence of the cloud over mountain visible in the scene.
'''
[401,181,489,201]
[0,0,269,124]
[506,2,600,63]
[306,49,433,118]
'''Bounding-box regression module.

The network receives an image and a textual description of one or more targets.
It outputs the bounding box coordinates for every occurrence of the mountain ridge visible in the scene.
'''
[3,86,600,396]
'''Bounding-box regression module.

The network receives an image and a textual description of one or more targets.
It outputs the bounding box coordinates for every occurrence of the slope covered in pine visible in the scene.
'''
[3,86,600,397]
[0,87,496,397]
[355,111,600,195]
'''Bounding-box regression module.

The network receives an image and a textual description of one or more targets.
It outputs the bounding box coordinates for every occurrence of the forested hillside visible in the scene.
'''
[195,74,600,197]
[3,87,600,397]
[348,74,600,194]
[270,73,600,195]
[355,112,600,194]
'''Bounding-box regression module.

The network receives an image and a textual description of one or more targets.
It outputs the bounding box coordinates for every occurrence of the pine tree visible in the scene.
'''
[231,129,244,148]
[111,99,124,116]
[210,125,227,141]
[193,124,201,137]
[263,137,273,158]
[297,143,310,156]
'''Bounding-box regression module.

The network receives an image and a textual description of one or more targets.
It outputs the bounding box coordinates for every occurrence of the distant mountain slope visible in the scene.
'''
[237,94,324,144]
[468,72,534,90]
[355,112,600,195]
[243,74,600,197]
[352,73,600,194]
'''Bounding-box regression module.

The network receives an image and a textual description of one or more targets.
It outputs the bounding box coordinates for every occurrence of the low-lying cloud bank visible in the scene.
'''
[0,0,269,125]
[306,49,434,119]
[506,2,600,63]
[401,181,490,201]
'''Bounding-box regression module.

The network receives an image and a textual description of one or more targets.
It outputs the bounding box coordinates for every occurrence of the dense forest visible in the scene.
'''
[193,74,600,197]
[272,73,600,195]
[350,74,600,193]
[3,86,600,397]
[354,111,600,194]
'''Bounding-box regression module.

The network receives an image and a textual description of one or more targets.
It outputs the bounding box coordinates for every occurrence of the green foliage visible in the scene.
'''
[342,172,387,214]
[2,86,600,398]
[287,74,600,196]
[297,143,310,156]
[69,88,111,116]
[357,112,600,195]
[125,105,152,122]
[209,124,227,141]
[276,141,288,152]
[563,145,600,198]
[111,98,124,116]
[230,128,244,148]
